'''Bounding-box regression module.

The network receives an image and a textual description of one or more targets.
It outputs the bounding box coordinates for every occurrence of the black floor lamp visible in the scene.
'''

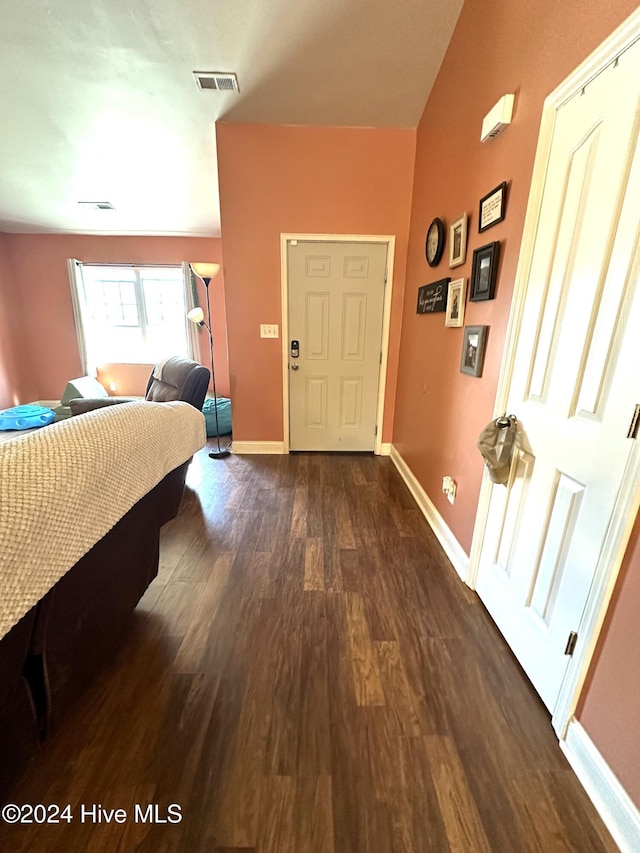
[188,262,231,459]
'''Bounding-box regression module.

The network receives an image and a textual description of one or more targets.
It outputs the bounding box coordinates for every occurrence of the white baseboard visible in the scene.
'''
[232,441,285,455]
[561,718,640,852]
[389,445,470,582]
[232,441,388,456]
[35,400,60,408]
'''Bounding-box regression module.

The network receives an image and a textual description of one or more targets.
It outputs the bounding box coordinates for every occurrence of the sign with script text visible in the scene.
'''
[417,278,450,314]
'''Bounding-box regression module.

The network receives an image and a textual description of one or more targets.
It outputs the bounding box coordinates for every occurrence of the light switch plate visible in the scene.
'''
[260,324,279,338]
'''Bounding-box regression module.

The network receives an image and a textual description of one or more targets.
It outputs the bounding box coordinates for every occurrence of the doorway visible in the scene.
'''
[281,235,395,454]
[469,17,640,735]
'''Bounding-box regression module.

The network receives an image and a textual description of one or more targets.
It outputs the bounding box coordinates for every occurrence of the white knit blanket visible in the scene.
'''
[0,400,206,641]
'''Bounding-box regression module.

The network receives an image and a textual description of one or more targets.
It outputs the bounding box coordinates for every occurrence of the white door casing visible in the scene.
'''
[284,238,390,452]
[473,27,640,724]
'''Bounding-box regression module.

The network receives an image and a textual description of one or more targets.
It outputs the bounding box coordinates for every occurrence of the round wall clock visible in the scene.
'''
[425,217,445,267]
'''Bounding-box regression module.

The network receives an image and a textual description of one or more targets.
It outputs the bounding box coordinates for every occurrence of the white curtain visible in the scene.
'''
[181,261,201,362]
[67,258,96,377]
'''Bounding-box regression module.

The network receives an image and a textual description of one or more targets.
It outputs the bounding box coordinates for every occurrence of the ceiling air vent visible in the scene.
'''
[193,71,239,93]
[78,201,114,210]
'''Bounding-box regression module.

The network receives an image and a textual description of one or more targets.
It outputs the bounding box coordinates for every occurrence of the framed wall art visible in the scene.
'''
[470,241,500,301]
[417,278,450,314]
[460,325,488,377]
[449,213,468,267]
[445,278,466,328]
[479,182,507,232]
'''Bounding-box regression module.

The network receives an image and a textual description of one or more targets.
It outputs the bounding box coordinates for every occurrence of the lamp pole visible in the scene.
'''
[189,263,230,459]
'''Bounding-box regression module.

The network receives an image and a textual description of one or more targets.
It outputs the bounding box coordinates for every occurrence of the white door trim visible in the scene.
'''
[280,233,395,455]
[468,7,640,739]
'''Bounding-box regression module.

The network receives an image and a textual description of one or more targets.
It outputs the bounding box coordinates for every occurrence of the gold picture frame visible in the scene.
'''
[445,278,466,328]
[449,213,468,268]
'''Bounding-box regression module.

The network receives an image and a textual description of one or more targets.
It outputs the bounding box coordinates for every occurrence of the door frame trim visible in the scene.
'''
[279,233,396,455]
[467,7,640,738]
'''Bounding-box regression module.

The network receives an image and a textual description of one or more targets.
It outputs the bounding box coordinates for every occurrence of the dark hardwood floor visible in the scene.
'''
[0,445,616,851]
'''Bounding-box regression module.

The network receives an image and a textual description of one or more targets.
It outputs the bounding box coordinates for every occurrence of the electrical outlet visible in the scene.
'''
[442,476,457,505]
[260,324,279,338]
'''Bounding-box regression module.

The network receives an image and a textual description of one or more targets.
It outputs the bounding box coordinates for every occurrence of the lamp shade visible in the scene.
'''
[187,307,205,324]
[191,262,220,281]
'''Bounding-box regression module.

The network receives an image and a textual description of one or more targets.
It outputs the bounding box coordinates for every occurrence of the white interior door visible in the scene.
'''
[476,40,640,713]
[288,240,387,451]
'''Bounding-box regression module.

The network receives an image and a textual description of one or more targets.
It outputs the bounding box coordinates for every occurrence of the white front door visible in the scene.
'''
[287,240,387,451]
[476,39,640,713]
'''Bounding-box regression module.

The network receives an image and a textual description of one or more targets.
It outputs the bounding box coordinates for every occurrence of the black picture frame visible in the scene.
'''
[460,325,488,377]
[470,241,500,302]
[478,182,507,232]
[416,278,450,314]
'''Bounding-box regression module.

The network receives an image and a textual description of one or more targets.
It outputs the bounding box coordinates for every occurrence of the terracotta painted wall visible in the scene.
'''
[394,0,639,553]
[2,234,229,400]
[578,516,640,805]
[0,232,36,407]
[216,123,416,443]
[393,0,640,809]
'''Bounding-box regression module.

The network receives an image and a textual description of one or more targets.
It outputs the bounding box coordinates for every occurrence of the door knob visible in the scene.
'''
[291,363,299,370]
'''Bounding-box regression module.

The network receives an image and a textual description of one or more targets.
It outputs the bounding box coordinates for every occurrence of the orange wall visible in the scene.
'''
[578,516,640,805]
[393,0,640,808]
[2,234,229,400]
[96,363,154,397]
[0,232,36,407]
[394,0,639,554]
[216,123,416,443]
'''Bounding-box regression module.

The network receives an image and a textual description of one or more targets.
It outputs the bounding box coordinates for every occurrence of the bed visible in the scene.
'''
[0,400,205,793]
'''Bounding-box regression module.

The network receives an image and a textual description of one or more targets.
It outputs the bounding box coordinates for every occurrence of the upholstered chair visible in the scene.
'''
[69,357,210,416]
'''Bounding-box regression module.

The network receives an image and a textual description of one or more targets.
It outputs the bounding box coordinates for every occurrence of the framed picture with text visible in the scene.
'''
[416,278,450,314]
[479,182,507,232]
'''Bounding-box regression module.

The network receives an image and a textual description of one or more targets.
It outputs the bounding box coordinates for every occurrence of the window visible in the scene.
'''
[69,263,198,370]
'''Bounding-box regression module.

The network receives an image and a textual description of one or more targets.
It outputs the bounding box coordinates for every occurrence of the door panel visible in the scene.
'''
[526,121,601,403]
[339,377,363,428]
[288,241,387,451]
[305,377,328,429]
[341,293,367,360]
[306,292,330,359]
[477,40,640,712]
[527,473,584,622]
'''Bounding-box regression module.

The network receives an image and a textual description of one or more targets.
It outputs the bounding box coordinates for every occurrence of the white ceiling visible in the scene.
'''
[0,0,463,237]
